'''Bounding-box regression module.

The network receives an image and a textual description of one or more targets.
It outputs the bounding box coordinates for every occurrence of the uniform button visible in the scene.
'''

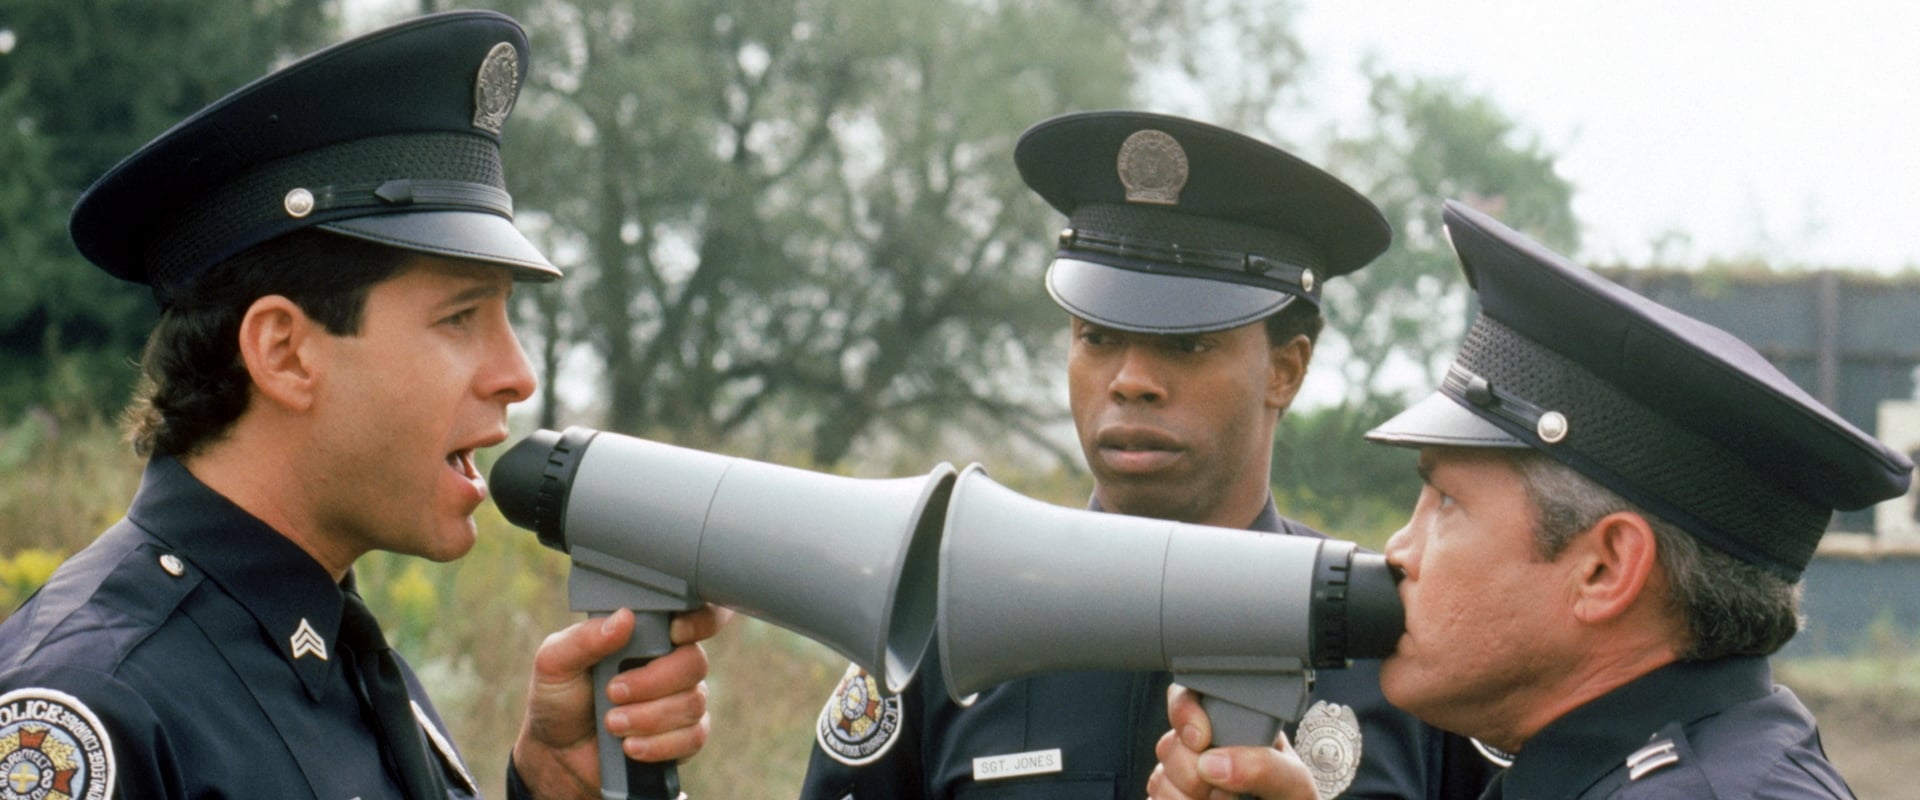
[284,187,315,218]
[1537,411,1570,444]
[159,554,186,577]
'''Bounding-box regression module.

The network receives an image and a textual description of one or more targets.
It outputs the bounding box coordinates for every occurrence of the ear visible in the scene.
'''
[1566,511,1660,625]
[237,295,321,413]
[1265,333,1311,412]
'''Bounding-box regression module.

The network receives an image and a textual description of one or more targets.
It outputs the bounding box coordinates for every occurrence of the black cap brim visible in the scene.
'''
[322,211,558,279]
[1047,257,1296,334]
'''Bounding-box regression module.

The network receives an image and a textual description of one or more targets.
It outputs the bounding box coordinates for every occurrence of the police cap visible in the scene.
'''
[1368,199,1916,578]
[69,10,559,305]
[1016,110,1389,334]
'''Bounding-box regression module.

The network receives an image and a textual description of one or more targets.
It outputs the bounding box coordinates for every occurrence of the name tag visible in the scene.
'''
[972,748,1063,781]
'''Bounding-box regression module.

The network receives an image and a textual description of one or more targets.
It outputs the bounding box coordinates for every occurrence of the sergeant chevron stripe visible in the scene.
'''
[290,618,328,661]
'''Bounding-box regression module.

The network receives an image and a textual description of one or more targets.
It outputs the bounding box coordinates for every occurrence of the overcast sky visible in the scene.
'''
[336,1,1920,272]
[1288,0,1920,273]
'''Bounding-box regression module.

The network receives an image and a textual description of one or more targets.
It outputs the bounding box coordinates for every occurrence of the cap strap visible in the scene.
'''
[1058,226,1318,299]
[308,179,514,218]
[1443,365,1565,444]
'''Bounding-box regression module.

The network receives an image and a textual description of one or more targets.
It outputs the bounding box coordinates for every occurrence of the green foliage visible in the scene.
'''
[0,0,333,421]
[1265,71,1581,522]
[1271,405,1420,549]
[0,411,144,559]
[465,0,1142,466]
[0,548,65,611]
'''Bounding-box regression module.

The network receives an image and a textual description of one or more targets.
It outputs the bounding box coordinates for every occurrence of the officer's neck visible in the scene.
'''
[181,416,360,582]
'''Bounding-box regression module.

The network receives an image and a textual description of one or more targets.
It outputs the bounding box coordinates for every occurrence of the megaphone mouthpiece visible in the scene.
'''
[491,427,593,551]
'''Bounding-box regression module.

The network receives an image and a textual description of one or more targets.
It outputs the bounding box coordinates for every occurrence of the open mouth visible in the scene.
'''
[447,449,481,482]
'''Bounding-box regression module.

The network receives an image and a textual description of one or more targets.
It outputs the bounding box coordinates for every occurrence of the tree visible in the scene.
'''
[491,0,1138,465]
[1273,68,1580,536]
[0,0,333,421]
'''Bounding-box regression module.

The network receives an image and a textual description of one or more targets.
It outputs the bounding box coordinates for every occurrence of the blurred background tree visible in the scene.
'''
[0,0,333,421]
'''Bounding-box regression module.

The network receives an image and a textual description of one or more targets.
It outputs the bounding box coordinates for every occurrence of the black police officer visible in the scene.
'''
[1155,199,1915,799]
[0,11,721,799]
[799,111,1499,799]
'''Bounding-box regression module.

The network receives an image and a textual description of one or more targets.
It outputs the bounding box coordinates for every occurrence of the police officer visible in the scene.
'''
[0,11,721,798]
[800,111,1497,798]
[1153,200,1916,799]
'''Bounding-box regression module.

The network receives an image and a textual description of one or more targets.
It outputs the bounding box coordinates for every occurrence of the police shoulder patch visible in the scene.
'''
[0,687,115,800]
[814,663,904,767]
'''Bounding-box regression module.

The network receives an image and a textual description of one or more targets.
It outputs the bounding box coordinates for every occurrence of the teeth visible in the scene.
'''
[449,451,478,479]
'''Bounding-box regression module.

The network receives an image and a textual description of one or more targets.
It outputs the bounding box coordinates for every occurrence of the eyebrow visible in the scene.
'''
[440,280,509,309]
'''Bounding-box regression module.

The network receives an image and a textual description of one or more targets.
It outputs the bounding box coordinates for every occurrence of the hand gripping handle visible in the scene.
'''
[591,611,685,800]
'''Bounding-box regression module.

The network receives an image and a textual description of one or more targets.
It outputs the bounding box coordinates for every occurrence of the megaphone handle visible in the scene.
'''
[1198,694,1283,800]
[591,610,686,800]
[1198,692,1283,749]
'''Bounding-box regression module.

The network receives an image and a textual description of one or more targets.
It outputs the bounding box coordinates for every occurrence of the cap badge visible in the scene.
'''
[1116,129,1188,206]
[1296,700,1362,798]
[471,42,521,135]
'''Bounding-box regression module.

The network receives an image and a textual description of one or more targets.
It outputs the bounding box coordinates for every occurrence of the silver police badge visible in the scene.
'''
[815,664,905,767]
[471,41,521,134]
[1116,129,1189,205]
[1295,700,1361,798]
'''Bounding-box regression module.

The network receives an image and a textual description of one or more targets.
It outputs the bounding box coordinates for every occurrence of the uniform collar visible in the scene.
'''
[1502,656,1774,799]
[127,455,352,700]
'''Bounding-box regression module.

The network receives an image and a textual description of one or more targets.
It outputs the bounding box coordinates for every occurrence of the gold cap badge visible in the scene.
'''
[1116,129,1188,205]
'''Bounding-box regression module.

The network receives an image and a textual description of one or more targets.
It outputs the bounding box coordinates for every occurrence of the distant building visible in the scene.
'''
[1593,266,1920,658]
[1597,266,1920,540]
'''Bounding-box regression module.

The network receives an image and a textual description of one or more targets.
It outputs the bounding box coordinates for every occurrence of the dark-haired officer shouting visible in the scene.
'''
[0,12,722,799]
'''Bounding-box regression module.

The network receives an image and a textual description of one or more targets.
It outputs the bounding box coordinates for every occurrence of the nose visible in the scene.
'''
[484,313,537,405]
[1108,345,1165,405]
[1384,523,1416,579]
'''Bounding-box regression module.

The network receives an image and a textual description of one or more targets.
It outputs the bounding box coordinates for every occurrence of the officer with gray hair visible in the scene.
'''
[1152,199,1914,799]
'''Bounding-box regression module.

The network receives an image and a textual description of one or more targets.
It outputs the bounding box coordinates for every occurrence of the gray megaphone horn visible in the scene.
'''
[491,427,956,800]
[936,465,1402,749]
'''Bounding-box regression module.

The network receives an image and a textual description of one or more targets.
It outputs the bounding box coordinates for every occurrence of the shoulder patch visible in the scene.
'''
[0,687,115,800]
[814,664,904,767]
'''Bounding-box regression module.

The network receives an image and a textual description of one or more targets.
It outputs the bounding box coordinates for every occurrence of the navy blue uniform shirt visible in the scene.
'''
[0,456,480,799]
[799,498,1498,799]
[1482,656,1852,799]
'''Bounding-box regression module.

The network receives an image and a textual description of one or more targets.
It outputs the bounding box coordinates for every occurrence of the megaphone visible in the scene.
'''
[491,427,957,800]
[937,465,1402,749]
